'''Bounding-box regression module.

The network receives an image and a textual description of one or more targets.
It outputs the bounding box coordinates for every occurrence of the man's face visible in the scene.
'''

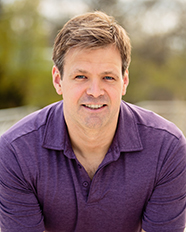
[52,44,129,131]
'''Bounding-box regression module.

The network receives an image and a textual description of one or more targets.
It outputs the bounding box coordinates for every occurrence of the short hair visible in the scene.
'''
[52,11,131,78]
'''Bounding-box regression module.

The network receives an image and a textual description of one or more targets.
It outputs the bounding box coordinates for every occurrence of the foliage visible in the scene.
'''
[83,0,186,103]
[124,50,186,103]
[0,0,186,109]
[0,0,60,108]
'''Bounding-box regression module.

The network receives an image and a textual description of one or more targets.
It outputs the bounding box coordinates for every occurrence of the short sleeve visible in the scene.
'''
[0,136,45,232]
[142,135,186,232]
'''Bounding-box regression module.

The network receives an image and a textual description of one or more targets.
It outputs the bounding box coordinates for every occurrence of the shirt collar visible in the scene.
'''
[114,101,143,152]
[42,101,68,151]
[42,101,143,153]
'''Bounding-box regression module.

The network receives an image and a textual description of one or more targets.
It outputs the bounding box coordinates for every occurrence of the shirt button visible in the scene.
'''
[77,164,82,169]
[82,181,89,188]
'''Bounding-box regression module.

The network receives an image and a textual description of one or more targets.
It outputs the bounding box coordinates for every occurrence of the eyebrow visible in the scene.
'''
[70,69,89,76]
[74,69,88,73]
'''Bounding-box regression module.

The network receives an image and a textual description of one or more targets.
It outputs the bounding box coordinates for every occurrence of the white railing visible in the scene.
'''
[0,106,38,136]
[0,102,186,136]
[137,101,186,137]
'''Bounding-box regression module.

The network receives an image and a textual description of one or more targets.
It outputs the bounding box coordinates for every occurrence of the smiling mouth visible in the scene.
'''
[83,104,106,109]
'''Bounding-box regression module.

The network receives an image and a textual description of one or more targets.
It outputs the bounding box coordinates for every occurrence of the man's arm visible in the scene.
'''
[142,135,186,232]
[0,136,45,232]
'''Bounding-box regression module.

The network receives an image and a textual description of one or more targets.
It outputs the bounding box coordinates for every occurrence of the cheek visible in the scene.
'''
[63,85,85,103]
[110,85,124,100]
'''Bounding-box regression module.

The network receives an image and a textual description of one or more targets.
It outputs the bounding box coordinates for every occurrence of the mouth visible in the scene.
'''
[83,104,107,109]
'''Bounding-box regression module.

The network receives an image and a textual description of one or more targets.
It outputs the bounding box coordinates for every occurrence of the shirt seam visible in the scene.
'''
[137,122,182,140]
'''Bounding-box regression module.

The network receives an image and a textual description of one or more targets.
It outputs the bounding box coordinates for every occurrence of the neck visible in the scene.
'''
[68,122,117,157]
[66,120,118,179]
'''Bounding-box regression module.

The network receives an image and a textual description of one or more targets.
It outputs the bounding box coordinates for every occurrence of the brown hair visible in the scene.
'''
[52,11,131,78]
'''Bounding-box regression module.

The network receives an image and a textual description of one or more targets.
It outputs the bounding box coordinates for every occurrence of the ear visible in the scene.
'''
[52,66,63,95]
[122,69,129,96]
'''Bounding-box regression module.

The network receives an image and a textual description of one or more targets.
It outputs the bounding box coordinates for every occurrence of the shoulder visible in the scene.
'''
[0,101,63,144]
[121,101,184,140]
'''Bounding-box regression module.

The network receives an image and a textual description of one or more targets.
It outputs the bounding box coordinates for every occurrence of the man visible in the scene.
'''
[0,11,186,232]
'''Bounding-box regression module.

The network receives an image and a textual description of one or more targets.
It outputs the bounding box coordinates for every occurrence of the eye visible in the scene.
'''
[75,75,86,79]
[104,76,114,80]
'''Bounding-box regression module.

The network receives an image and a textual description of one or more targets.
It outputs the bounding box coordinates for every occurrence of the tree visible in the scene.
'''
[1,0,186,108]
[0,0,59,108]
[83,0,186,102]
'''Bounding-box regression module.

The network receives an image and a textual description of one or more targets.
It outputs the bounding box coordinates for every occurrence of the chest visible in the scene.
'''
[35,151,156,232]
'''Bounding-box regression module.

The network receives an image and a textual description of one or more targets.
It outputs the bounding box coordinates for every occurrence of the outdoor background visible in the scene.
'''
[0,0,186,136]
[0,1,186,231]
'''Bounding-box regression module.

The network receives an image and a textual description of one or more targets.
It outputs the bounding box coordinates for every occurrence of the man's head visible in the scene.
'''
[52,11,131,78]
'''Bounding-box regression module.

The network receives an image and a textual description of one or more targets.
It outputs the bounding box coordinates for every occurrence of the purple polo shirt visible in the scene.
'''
[0,101,186,232]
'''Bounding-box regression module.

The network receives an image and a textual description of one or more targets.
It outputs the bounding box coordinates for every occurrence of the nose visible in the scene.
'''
[86,79,104,98]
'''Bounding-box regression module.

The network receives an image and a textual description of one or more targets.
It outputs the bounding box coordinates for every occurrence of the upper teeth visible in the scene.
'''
[85,104,104,109]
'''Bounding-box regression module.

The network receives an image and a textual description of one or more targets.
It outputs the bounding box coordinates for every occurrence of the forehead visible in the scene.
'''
[64,45,122,72]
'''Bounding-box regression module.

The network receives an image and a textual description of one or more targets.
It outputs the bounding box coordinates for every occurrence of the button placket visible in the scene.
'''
[76,161,91,199]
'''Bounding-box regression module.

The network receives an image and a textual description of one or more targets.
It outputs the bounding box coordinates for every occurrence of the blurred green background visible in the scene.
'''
[0,0,186,109]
